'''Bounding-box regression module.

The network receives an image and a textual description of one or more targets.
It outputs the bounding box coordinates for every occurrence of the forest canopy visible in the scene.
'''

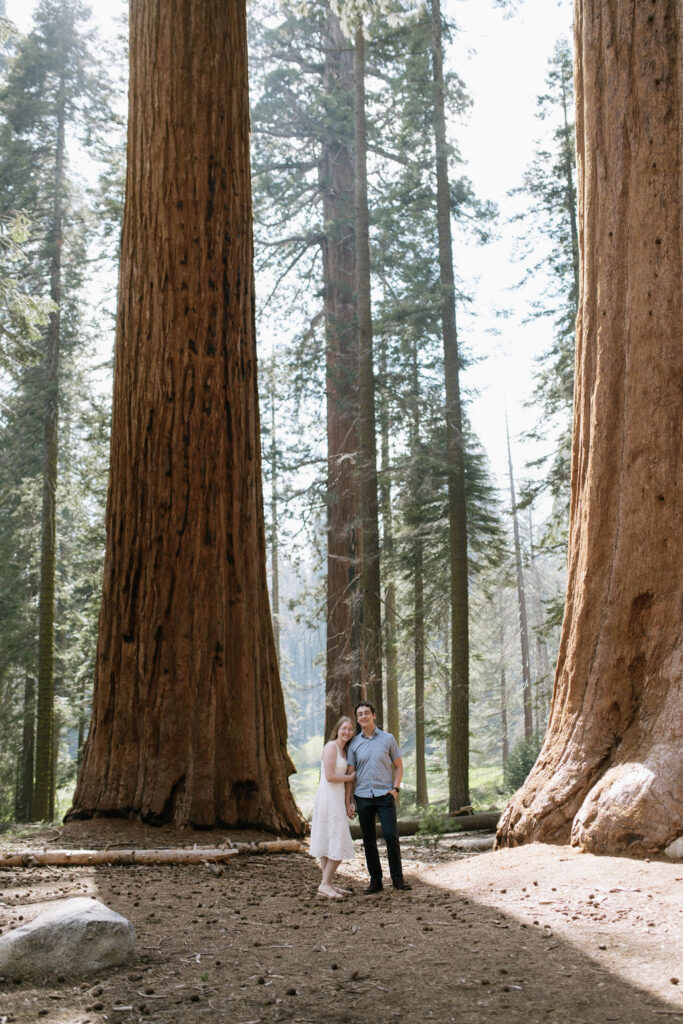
[4,0,678,858]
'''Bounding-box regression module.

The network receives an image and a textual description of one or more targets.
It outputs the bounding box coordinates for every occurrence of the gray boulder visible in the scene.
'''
[665,837,683,860]
[0,897,135,978]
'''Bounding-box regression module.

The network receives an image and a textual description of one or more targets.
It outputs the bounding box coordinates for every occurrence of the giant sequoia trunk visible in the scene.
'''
[321,10,362,735]
[69,0,303,834]
[497,0,682,856]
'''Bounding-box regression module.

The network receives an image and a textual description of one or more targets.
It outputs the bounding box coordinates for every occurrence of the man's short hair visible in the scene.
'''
[354,700,376,715]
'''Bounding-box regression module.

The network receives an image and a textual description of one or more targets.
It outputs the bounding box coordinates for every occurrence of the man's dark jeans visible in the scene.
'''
[355,793,404,883]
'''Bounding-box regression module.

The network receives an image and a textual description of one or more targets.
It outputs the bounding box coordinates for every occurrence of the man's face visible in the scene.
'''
[356,705,376,732]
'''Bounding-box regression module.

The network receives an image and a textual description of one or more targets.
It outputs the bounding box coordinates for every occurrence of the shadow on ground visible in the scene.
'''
[0,823,681,1024]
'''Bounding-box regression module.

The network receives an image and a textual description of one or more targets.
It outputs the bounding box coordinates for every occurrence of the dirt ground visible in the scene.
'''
[0,820,681,1024]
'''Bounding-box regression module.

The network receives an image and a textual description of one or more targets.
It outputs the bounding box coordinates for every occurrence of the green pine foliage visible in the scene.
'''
[512,37,578,556]
[0,0,123,821]
[504,734,542,793]
[250,0,513,805]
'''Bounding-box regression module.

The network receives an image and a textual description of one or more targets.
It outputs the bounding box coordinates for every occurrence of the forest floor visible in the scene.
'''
[0,820,681,1024]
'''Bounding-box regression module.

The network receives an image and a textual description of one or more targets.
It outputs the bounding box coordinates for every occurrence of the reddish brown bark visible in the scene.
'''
[68,0,303,834]
[354,23,383,723]
[321,10,361,736]
[497,0,682,856]
[430,0,470,811]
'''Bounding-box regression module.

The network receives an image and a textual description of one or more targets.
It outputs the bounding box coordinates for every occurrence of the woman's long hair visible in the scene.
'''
[326,715,354,751]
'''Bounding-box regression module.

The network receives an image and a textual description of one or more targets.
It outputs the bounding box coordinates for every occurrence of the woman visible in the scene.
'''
[309,716,356,898]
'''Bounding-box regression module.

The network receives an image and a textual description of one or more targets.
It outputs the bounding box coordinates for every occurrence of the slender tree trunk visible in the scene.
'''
[379,334,399,742]
[69,0,303,833]
[409,339,428,806]
[561,69,580,305]
[354,23,383,724]
[506,420,533,740]
[270,375,280,665]
[15,676,35,822]
[414,538,428,807]
[500,667,509,767]
[499,593,509,768]
[77,707,86,770]
[430,0,469,811]
[49,706,60,821]
[321,10,361,735]
[528,508,551,728]
[498,0,682,855]
[33,96,65,821]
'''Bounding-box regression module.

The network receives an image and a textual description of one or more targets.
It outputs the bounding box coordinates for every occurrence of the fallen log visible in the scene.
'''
[0,848,240,867]
[0,840,307,868]
[232,839,306,855]
[349,811,499,840]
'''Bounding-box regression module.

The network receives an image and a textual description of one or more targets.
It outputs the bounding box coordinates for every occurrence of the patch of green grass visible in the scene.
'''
[288,762,320,819]
[287,736,506,820]
[399,754,505,813]
[290,734,324,770]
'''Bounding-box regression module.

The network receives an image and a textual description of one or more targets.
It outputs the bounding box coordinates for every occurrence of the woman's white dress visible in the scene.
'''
[309,744,356,861]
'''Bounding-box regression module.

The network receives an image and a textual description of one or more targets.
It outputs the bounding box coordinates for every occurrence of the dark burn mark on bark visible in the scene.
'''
[627,653,646,703]
[143,775,186,825]
[628,592,654,637]
[232,779,259,801]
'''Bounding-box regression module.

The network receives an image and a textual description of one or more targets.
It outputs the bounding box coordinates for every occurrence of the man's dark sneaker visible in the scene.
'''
[363,880,384,894]
[392,879,412,891]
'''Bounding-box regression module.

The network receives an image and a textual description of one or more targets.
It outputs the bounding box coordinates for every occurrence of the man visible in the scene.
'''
[345,701,412,893]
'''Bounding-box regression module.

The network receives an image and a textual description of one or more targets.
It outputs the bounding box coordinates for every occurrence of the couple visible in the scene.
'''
[309,700,412,898]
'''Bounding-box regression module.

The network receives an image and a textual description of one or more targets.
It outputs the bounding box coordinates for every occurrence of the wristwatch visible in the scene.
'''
[392,786,400,792]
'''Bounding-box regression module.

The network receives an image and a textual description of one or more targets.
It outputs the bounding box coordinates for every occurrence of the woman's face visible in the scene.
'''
[337,721,354,744]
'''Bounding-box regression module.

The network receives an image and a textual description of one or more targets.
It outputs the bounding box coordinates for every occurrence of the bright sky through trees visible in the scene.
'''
[5,0,574,496]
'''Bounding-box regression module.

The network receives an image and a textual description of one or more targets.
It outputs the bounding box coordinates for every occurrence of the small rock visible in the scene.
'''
[671,978,680,985]
[0,898,135,979]
[665,837,683,860]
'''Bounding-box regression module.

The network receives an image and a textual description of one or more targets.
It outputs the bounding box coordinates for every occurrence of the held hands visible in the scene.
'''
[346,802,356,819]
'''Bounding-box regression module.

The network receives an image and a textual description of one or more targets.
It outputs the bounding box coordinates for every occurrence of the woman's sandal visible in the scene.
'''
[318,885,344,899]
